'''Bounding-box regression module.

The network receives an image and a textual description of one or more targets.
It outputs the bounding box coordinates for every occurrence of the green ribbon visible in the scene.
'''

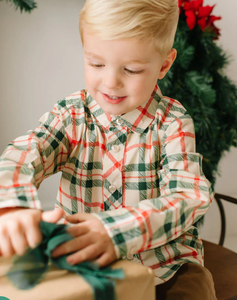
[7,221,125,300]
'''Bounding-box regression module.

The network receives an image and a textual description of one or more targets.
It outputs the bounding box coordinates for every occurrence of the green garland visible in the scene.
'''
[159,4,237,188]
[0,0,37,12]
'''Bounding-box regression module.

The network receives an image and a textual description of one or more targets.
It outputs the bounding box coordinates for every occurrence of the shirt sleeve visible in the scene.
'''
[92,113,214,259]
[0,103,70,210]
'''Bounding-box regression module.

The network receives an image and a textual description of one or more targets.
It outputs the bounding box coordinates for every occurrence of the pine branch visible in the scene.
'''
[0,0,37,13]
[184,71,216,105]
[174,37,195,70]
[159,13,237,191]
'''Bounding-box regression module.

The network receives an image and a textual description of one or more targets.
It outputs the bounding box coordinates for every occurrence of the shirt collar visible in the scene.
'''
[86,84,162,134]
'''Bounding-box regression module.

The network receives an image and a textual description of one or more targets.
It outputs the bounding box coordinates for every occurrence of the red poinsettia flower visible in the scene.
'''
[184,0,211,30]
[178,0,189,15]
[198,6,221,32]
[181,0,221,38]
[212,23,221,40]
[199,15,221,39]
[178,0,183,14]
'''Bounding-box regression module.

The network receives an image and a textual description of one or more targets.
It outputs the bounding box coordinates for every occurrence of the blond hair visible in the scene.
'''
[79,0,179,56]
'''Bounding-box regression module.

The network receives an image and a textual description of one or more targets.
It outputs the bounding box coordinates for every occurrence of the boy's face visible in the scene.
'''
[83,28,176,116]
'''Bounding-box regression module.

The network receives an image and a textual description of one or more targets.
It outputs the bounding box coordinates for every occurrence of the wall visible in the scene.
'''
[0,0,236,250]
[0,0,85,211]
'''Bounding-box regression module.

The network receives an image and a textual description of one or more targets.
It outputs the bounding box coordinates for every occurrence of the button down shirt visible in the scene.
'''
[0,85,213,285]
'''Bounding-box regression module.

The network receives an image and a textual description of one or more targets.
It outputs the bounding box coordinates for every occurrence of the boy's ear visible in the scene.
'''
[158,48,177,80]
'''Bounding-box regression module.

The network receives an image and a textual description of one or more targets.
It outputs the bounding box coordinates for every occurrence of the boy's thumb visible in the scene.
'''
[41,208,64,223]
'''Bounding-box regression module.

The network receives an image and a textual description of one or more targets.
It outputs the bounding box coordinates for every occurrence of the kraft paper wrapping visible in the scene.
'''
[0,257,155,300]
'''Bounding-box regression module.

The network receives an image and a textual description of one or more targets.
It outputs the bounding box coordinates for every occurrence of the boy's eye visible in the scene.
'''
[89,63,104,68]
[125,68,143,75]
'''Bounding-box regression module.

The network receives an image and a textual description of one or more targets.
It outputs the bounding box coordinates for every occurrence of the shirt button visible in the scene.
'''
[108,185,117,193]
[116,118,123,126]
[127,254,133,260]
[112,145,120,152]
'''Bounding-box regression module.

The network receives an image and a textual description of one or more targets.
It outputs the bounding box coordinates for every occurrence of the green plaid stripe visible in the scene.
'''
[0,85,213,285]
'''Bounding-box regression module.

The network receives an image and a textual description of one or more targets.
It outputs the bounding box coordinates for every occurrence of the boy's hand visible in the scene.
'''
[51,213,117,268]
[0,208,64,257]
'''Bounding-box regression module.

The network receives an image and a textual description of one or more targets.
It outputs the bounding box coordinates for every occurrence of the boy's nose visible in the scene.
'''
[103,70,123,90]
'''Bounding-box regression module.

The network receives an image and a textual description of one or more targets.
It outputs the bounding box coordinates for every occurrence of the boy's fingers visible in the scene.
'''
[52,233,90,258]
[24,225,42,249]
[0,231,15,257]
[41,208,64,223]
[10,227,29,256]
[67,224,89,237]
[66,244,100,266]
[94,253,112,268]
[66,213,92,223]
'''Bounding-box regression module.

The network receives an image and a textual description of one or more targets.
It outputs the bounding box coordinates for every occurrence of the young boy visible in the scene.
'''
[0,0,217,299]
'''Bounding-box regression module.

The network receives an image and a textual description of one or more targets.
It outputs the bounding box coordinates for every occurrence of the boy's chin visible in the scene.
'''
[101,105,128,116]
[101,102,129,116]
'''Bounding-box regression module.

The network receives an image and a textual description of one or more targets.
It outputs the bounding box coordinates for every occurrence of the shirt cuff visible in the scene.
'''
[92,207,145,259]
[0,185,42,210]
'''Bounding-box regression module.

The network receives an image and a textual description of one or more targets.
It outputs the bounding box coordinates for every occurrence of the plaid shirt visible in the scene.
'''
[0,85,213,285]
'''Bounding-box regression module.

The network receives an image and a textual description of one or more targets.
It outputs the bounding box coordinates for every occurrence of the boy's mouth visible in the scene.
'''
[102,93,127,104]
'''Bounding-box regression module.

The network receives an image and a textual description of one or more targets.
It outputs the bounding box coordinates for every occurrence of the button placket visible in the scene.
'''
[126,254,134,260]
[108,185,117,194]
[116,118,123,126]
[111,145,120,152]
[103,126,127,208]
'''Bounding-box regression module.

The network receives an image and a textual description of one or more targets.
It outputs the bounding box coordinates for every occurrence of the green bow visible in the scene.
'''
[7,221,125,300]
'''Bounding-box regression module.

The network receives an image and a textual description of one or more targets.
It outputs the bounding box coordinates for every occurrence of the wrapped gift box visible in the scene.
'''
[0,257,155,300]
